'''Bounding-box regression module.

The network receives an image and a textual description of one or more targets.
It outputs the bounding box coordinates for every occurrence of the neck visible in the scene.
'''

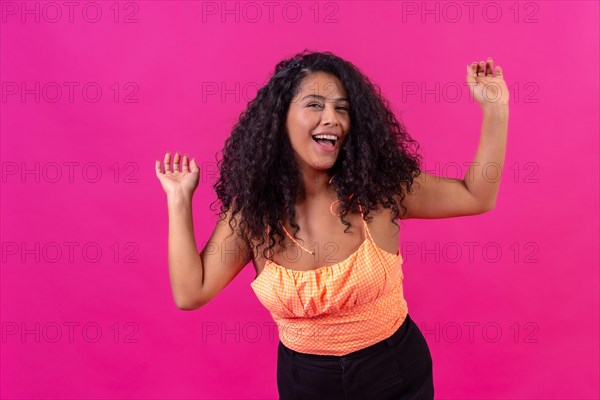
[297,168,336,206]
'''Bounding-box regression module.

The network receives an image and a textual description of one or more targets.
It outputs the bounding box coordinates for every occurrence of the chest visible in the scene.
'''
[251,207,400,277]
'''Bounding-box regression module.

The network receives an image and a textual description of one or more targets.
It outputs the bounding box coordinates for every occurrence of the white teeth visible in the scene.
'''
[313,134,337,141]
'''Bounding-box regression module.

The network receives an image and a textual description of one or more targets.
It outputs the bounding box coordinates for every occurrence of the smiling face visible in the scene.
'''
[285,71,351,174]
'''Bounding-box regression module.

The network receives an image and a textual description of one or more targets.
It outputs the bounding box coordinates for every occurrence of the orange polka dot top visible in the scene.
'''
[250,199,408,356]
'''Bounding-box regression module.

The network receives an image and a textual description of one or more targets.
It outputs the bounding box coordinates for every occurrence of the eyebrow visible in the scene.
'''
[300,94,349,102]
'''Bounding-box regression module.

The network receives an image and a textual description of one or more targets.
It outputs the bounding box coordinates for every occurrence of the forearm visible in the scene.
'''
[464,105,509,209]
[167,194,203,308]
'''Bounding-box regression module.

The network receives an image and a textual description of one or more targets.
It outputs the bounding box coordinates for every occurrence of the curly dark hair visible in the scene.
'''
[210,49,423,260]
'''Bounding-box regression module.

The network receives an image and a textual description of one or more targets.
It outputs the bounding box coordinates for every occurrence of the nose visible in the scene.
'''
[321,103,340,127]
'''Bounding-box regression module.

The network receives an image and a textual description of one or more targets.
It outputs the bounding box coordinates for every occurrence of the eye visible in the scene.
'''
[308,103,349,111]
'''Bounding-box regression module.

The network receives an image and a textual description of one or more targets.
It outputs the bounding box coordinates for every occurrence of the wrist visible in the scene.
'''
[167,191,193,207]
[482,104,509,117]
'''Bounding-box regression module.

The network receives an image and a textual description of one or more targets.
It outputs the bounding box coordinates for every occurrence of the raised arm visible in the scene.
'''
[401,57,509,219]
[157,151,253,310]
[194,205,253,309]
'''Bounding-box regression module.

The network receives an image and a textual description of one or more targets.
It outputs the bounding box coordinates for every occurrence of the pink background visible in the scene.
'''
[1,1,598,399]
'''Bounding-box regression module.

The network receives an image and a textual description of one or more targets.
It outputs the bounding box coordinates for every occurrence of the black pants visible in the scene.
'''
[277,314,434,400]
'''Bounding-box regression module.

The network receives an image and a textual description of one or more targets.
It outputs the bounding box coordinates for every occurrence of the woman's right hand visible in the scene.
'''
[155,151,200,199]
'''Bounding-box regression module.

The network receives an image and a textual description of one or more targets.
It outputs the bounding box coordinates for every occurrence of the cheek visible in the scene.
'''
[288,132,311,154]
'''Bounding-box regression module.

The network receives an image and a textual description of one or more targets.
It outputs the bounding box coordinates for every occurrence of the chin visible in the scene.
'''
[311,159,336,170]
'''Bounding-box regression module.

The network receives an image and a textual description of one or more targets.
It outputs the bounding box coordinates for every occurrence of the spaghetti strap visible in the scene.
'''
[358,202,391,282]
[266,222,310,254]
[357,203,375,244]
[331,194,373,244]
[280,222,315,255]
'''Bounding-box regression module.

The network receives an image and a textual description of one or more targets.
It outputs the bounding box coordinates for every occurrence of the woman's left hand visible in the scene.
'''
[466,57,509,110]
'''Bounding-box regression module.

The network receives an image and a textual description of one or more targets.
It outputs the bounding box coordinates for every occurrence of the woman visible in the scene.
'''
[155,50,509,399]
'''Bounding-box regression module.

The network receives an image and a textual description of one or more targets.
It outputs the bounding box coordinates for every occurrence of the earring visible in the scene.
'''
[330,200,341,216]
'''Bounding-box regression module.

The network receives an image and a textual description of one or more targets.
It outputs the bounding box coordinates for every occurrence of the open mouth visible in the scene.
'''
[312,135,338,149]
